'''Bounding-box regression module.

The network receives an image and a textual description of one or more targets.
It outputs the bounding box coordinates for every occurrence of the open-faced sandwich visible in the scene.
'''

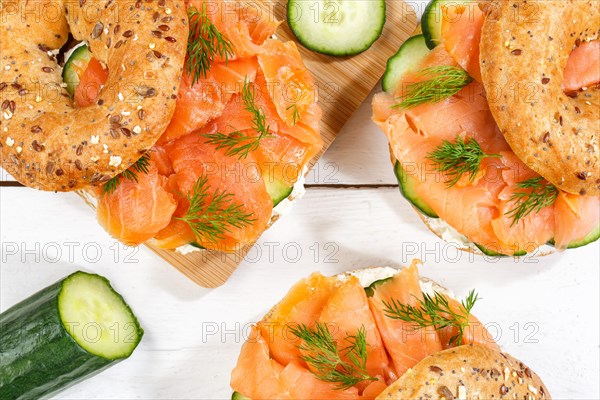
[230,261,550,399]
[372,0,599,256]
[1,0,322,253]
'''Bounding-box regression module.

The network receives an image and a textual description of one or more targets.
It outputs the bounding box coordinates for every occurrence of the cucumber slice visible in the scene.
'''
[394,160,438,218]
[62,44,92,97]
[421,0,473,49]
[287,0,386,56]
[232,392,251,400]
[0,271,143,399]
[382,34,430,93]
[474,243,527,257]
[547,225,600,249]
[265,177,293,207]
[364,277,393,297]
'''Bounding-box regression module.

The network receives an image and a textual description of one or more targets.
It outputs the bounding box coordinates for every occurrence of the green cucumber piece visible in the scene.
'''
[287,0,386,56]
[364,277,393,297]
[232,392,251,400]
[0,271,143,400]
[62,44,92,98]
[474,243,527,257]
[265,177,293,207]
[547,224,600,249]
[394,160,438,218]
[382,34,430,93]
[421,0,473,49]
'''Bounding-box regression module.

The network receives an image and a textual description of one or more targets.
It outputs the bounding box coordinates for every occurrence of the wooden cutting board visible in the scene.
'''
[146,0,417,287]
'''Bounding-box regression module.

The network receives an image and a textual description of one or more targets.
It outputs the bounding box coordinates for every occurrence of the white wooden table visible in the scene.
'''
[1,5,599,399]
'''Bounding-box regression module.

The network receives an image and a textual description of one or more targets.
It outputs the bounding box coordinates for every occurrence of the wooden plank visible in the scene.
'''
[1,186,598,398]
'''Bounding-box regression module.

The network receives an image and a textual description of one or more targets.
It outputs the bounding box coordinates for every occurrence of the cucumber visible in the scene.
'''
[421,0,473,49]
[382,34,430,93]
[474,243,527,257]
[232,392,251,400]
[62,44,91,97]
[0,271,143,399]
[394,160,438,218]
[287,0,386,56]
[265,177,293,207]
[364,277,393,297]
[547,225,600,249]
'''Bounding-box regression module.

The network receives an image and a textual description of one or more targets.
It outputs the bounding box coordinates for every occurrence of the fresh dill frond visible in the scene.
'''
[176,174,255,243]
[383,289,480,346]
[102,153,151,195]
[203,129,263,159]
[287,103,300,125]
[203,80,272,158]
[427,137,501,187]
[505,177,559,226]
[290,323,377,390]
[393,66,472,109]
[186,5,235,86]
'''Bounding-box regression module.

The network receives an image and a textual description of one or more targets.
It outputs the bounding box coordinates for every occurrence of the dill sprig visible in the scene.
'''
[203,81,272,158]
[287,103,300,125]
[427,136,501,187]
[383,290,480,346]
[290,323,377,390]
[505,177,559,226]
[102,153,151,195]
[393,66,472,109]
[186,5,235,86]
[176,174,255,243]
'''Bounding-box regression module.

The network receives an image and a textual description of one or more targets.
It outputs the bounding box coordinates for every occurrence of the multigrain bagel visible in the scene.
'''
[377,344,550,399]
[0,0,188,191]
[480,0,600,196]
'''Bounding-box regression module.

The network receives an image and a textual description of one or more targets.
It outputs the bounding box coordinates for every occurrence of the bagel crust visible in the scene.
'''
[480,0,599,195]
[0,0,188,191]
[377,344,550,400]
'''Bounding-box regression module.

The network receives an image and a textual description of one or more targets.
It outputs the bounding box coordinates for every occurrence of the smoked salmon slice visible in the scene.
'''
[280,362,361,399]
[553,192,600,249]
[368,262,442,375]
[441,3,484,82]
[254,131,315,187]
[562,40,600,92]
[73,57,108,107]
[97,162,177,245]
[165,133,272,250]
[257,273,342,367]
[230,326,287,399]
[317,276,391,381]
[258,39,318,126]
[158,72,225,144]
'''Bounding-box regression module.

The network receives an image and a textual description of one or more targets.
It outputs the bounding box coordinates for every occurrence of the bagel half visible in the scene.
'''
[0,0,188,191]
[480,0,600,196]
[378,343,550,399]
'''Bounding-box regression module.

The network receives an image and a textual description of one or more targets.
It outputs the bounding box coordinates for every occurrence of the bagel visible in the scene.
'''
[480,0,600,196]
[230,264,551,399]
[378,343,550,400]
[0,0,188,191]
